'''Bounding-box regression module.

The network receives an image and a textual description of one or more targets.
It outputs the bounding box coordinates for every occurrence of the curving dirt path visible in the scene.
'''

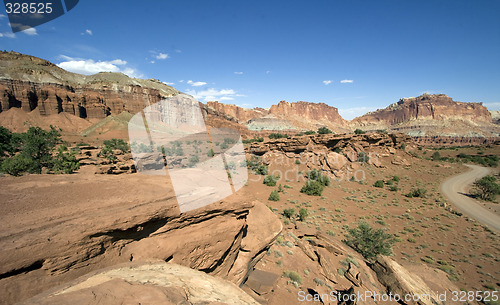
[441,164,500,232]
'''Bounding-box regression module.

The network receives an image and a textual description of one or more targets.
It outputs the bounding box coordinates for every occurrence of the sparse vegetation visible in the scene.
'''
[0,126,80,175]
[373,180,384,188]
[317,127,332,134]
[354,129,365,134]
[299,208,308,221]
[268,190,280,201]
[283,208,295,219]
[264,174,280,186]
[406,188,427,198]
[283,271,302,284]
[473,175,500,201]
[300,170,330,196]
[269,133,289,139]
[344,222,397,261]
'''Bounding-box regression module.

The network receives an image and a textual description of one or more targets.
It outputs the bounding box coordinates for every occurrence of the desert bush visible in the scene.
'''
[52,145,80,174]
[406,188,427,198]
[357,151,369,163]
[307,169,330,185]
[373,180,384,188]
[473,175,500,201]
[354,129,365,134]
[269,190,280,201]
[0,155,37,176]
[283,271,302,284]
[431,151,441,161]
[317,127,332,134]
[264,174,280,186]
[0,126,63,175]
[301,180,325,196]
[283,208,295,219]
[304,130,316,135]
[269,133,288,139]
[242,137,264,144]
[299,208,308,221]
[344,222,396,261]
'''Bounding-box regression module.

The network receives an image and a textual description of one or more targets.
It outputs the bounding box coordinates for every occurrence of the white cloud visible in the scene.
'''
[22,27,37,35]
[0,14,6,19]
[187,80,207,87]
[323,80,332,85]
[57,56,141,78]
[162,82,175,86]
[340,79,353,83]
[0,32,16,38]
[339,106,378,120]
[186,88,237,102]
[179,80,185,83]
[265,70,271,74]
[83,29,92,35]
[155,52,169,60]
[234,71,243,75]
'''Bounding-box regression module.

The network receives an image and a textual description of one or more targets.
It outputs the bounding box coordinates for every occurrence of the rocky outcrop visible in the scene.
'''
[207,100,349,132]
[20,263,260,305]
[413,136,500,146]
[0,173,282,305]
[269,100,347,127]
[206,101,266,123]
[352,94,492,127]
[0,51,179,119]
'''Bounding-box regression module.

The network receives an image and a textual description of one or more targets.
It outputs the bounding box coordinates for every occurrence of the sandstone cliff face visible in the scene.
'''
[0,51,179,119]
[206,101,266,123]
[269,100,347,127]
[352,94,492,127]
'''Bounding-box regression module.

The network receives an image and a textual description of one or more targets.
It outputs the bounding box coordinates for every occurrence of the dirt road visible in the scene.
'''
[441,164,500,232]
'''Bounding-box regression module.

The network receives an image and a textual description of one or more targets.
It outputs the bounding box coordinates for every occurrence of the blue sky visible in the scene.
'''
[1,0,499,119]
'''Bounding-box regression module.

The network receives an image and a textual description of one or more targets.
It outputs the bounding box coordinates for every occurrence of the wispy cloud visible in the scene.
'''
[234,71,243,75]
[57,56,141,78]
[162,81,175,86]
[155,52,169,60]
[0,32,15,38]
[82,29,92,35]
[265,70,271,74]
[340,79,353,84]
[187,80,207,87]
[186,88,238,102]
[323,80,332,85]
[339,106,378,120]
[0,14,6,19]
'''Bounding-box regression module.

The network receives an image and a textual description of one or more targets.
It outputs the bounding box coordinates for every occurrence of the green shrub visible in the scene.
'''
[300,180,325,196]
[354,129,365,134]
[373,180,384,188]
[299,208,308,221]
[392,175,400,183]
[431,151,441,161]
[406,188,427,198]
[317,127,332,134]
[52,145,80,174]
[0,126,63,175]
[0,155,37,176]
[357,151,369,163]
[307,169,330,186]
[344,222,397,262]
[269,190,280,201]
[304,130,316,135]
[269,133,288,139]
[295,159,301,164]
[473,175,500,201]
[283,208,295,219]
[103,138,129,153]
[264,174,280,186]
[283,271,302,284]
[188,155,200,167]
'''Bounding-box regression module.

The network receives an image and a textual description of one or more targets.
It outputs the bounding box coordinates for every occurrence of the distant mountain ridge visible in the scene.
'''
[0,51,498,139]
